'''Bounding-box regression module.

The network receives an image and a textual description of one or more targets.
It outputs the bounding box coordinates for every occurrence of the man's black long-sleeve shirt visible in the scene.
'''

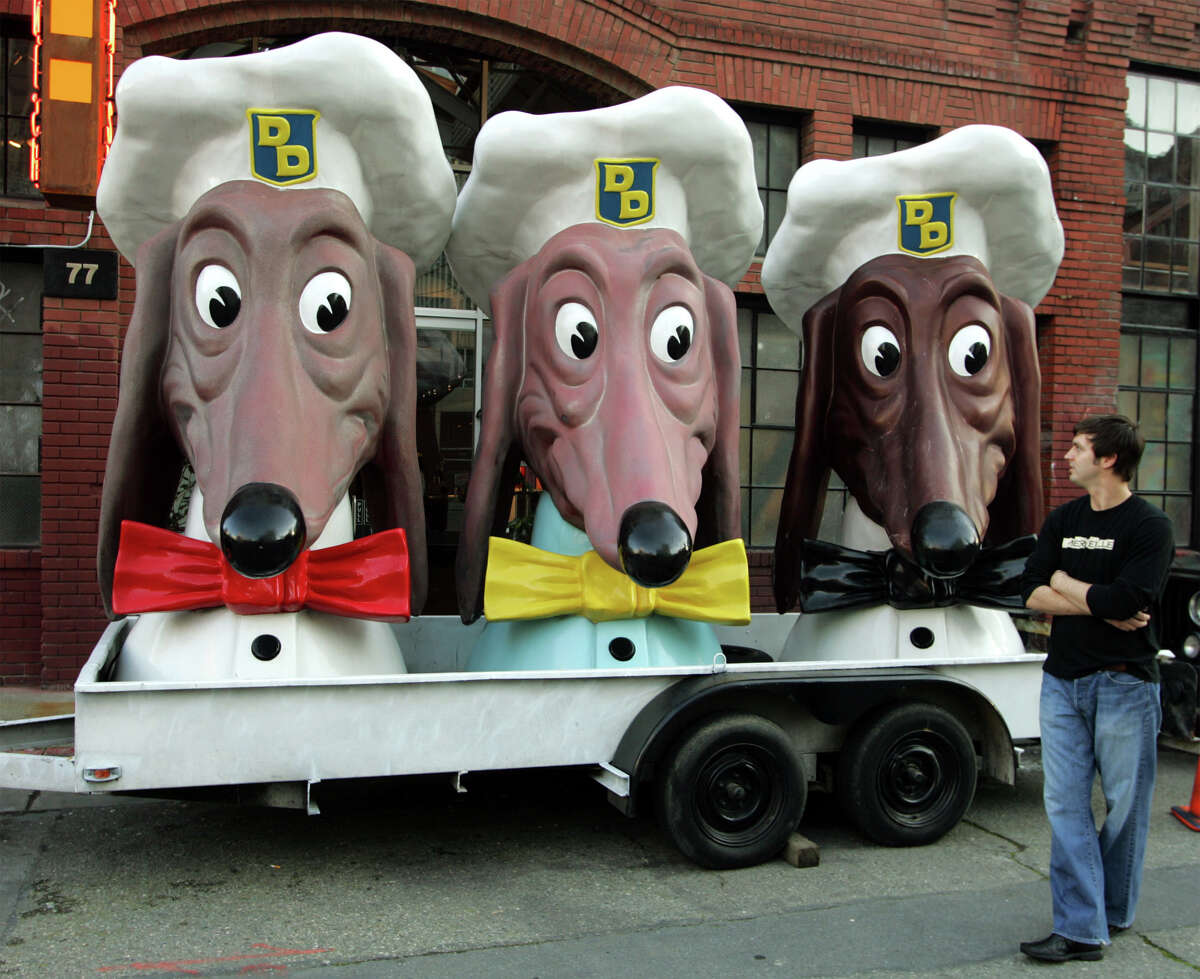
[1022,493,1173,682]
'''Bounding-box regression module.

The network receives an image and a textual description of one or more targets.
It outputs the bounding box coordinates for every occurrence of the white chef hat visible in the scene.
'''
[96,32,456,270]
[761,124,1065,331]
[445,86,763,315]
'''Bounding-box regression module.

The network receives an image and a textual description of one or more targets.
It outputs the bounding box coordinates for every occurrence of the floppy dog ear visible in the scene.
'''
[454,270,528,623]
[694,276,742,548]
[986,294,1044,544]
[374,242,429,614]
[773,289,839,612]
[97,226,187,617]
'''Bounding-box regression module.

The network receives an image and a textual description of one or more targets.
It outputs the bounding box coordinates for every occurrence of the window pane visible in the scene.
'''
[1148,77,1176,132]
[1139,391,1167,439]
[767,124,798,188]
[755,312,800,367]
[1173,189,1198,239]
[1177,136,1199,185]
[1145,266,1171,290]
[0,474,39,546]
[1178,80,1200,136]
[6,37,33,114]
[1147,140,1173,183]
[740,487,749,543]
[749,487,783,548]
[1127,74,1147,128]
[751,428,793,487]
[1165,495,1191,546]
[739,427,749,486]
[740,368,751,426]
[1124,130,1146,181]
[746,120,767,186]
[1124,182,1144,233]
[1167,443,1191,491]
[0,261,42,333]
[3,116,37,198]
[754,370,798,425]
[1140,335,1168,387]
[852,133,866,158]
[867,135,893,157]
[0,404,39,472]
[1168,392,1194,442]
[1146,189,1173,237]
[1119,333,1140,386]
[1139,441,1165,490]
[1171,337,1197,390]
[0,333,41,402]
[1117,389,1138,420]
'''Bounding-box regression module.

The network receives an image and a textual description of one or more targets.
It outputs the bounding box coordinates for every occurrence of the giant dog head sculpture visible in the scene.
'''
[762,125,1064,612]
[94,33,456,619]
[445,87,762,623]
[455,223,744,620]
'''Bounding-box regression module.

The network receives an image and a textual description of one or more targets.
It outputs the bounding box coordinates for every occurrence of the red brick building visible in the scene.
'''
[1,0,1198,684]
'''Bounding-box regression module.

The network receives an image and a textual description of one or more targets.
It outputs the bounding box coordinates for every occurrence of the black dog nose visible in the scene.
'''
[219,483,307,578]
[618,502,693,588]
[911,501,980,579]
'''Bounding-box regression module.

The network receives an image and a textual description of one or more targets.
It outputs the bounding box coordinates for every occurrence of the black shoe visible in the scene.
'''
[1020,934,1103,963]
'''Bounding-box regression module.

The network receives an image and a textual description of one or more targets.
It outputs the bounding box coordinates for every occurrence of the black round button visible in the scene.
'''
[251,634,281,661]
[909,627,935,650]
[608,637,635,662]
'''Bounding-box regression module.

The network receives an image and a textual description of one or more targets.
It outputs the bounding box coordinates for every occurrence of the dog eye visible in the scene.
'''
[299,271,353,334]
[650,306,694,363]
[195,265,241,329]
[948,323,991,377]
[861,324,901,378]
[555,302,598,360]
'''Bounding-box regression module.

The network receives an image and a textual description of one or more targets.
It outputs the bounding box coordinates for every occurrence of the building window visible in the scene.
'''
[2,19,36,199]
[0,252,42,546]
[1118,295,1196,545]
[739,111,800,257]
[852,121,933,159]
[1124,73,1200,293]
[738,303,801,547]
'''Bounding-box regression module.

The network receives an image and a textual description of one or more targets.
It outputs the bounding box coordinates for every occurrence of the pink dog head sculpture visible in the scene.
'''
[97,181,428,612]
[93,34,457,621]
[445,88,763,625]
[455,223,743,621]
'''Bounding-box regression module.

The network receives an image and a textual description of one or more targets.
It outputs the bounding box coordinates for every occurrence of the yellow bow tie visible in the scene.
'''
[483,536,751,625]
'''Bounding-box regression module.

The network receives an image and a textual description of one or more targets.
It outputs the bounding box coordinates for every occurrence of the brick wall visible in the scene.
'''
[2,0,1197,672]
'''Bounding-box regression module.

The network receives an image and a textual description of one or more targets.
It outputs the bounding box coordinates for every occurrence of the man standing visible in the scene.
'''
[1021,414,1174,963]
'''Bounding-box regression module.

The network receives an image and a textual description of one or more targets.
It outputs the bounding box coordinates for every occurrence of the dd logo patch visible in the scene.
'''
[896,192,956,256]
[247,109,320,186]
[595,159,659,227]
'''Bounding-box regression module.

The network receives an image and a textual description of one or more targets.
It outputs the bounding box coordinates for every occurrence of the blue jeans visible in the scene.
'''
[1039,671,1161,944]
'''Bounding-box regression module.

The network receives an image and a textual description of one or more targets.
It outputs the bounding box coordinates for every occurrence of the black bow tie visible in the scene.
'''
[795,535,1036,614]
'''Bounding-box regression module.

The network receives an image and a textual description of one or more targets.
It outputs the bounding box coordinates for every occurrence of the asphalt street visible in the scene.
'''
[1,732,1199,977]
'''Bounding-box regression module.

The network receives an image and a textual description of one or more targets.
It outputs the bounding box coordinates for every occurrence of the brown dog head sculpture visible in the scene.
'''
[96,180,426,615]
[773,252,1043,612]
[455,223,743,622]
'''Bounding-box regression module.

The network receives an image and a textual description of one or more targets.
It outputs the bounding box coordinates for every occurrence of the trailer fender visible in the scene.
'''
[608,667,1016,817]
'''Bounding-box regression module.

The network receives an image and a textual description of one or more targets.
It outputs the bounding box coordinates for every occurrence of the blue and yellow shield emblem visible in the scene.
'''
[247,109,320,187]
[896,192,956,256]
[595,159,658,227]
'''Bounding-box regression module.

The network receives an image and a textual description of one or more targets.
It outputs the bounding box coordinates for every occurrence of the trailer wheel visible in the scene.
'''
[837,702,977,846]
[657,712,806,869]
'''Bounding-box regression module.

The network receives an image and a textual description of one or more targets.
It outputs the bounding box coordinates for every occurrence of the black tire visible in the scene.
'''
[836,701,977,846]
[657,712,806,869]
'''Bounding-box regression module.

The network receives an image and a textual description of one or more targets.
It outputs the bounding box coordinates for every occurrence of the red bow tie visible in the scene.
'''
[112,521,410,621]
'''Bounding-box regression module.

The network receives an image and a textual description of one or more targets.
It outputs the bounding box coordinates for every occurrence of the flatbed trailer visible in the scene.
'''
[0,614,1045,868]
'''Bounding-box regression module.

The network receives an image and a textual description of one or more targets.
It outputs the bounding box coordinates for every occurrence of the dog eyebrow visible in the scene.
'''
[938,270,1001,309]
[844,275,908,310]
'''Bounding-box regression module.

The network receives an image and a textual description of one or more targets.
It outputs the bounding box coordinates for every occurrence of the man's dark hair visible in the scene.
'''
[1074,414,1144,482]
